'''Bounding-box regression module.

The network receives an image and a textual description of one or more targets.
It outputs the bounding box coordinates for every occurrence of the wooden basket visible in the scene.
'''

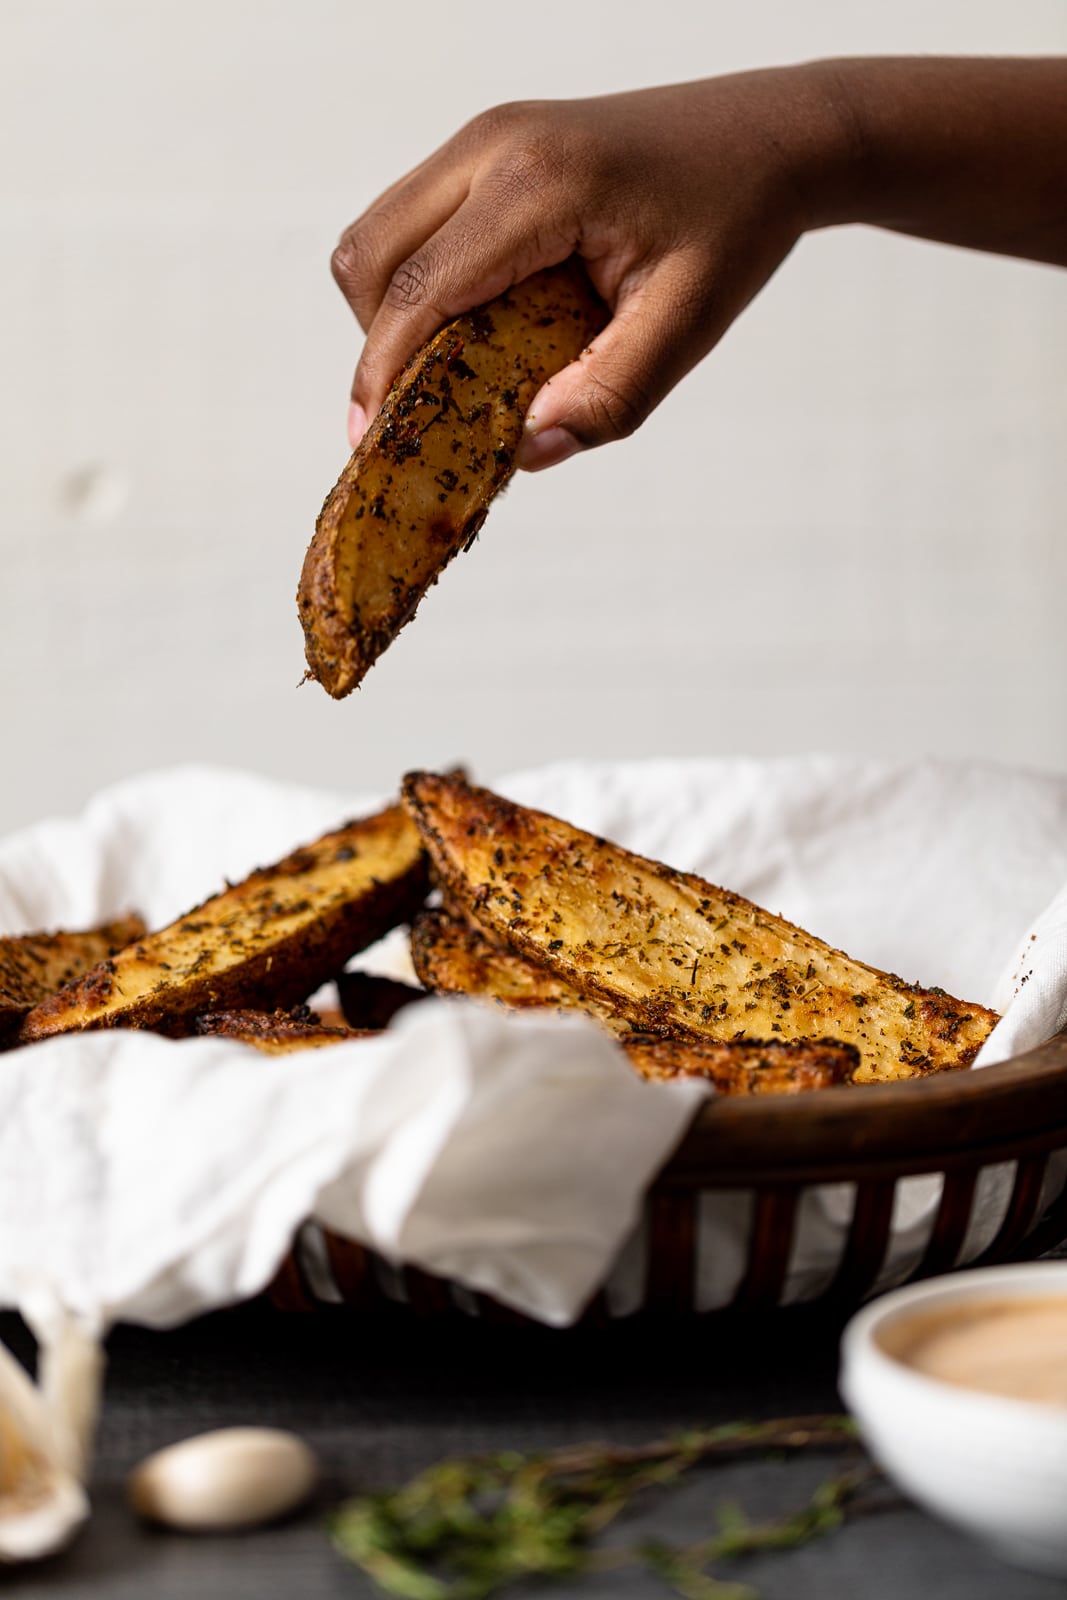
[269,1029,1067,1320]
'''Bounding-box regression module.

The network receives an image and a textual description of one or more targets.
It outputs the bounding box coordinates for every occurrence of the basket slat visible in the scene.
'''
[732,1187,799,1311]
[1014,1162,1067,1259]
[645,1192,698,1313]
[825,1179,896,1303]
[267,1239,320,1313]
[323,1232,373,1306]
[403,1267,456,1316]
[914,1169,978,1279]
[971,1153,1049,1266]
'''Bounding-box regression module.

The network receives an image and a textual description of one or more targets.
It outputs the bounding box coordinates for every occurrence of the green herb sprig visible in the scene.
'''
[330,1414,877,1600]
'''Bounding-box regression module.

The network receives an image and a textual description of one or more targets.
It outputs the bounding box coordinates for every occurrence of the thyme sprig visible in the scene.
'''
[330,1414,875,1599]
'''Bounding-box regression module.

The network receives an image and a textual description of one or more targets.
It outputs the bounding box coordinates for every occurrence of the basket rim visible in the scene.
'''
[664,1028,1067,1183]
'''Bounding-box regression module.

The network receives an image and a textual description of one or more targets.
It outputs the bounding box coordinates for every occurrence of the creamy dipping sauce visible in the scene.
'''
[881,1296,1067,1406]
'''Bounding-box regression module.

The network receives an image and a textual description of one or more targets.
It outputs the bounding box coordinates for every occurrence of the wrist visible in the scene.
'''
[766,58,881,234]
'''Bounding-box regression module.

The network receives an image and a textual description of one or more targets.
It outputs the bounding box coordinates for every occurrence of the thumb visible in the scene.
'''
[515,257,716,471]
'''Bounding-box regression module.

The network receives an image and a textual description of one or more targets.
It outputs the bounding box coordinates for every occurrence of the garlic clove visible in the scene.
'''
[0,1340,91,1563]
[128,1427,318,1531]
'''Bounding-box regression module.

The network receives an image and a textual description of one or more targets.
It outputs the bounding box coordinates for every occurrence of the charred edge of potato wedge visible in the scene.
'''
[619,1034,858,1093]
[195,1008,372,1055]
[0,914,147,1039]
[298,259,608,698]
[412,909,858,1091]
[18,803,430,1041]
[401,771,999,1085]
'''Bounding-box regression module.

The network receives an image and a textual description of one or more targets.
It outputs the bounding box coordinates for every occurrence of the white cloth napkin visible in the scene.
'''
[0,756,1064,1332]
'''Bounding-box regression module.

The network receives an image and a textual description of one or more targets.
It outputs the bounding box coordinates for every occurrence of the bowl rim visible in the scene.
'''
[841,1260,1067,1425]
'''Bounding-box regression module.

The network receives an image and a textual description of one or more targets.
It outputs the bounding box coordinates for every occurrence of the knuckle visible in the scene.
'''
[497,139,560,200]
[383,254,437,315]
[330,229,373,295]
[580,366,648,443]
[465,99,535,144]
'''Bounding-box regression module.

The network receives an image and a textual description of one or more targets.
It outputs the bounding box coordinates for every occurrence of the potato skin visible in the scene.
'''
[0,915,145,1040]
[402,771,998,1084]
[194,1008,372,1055]
[298,259,608,698]
[411,910,856,1093]
[619,1034,855,1094]
[412,908,626,1030]
[18,805,429,1041]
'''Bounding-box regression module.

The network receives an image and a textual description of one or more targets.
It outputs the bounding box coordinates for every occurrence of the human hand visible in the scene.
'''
[331,56,1067,470]
[330,70,840,469]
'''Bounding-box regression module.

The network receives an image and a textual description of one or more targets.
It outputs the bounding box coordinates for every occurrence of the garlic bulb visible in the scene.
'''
[0,1318,100,1563]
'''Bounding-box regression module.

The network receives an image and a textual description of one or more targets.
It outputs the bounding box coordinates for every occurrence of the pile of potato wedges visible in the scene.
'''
[0,773,998,1095]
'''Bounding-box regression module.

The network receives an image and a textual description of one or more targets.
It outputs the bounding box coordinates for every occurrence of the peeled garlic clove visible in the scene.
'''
[128,1428,317,1531]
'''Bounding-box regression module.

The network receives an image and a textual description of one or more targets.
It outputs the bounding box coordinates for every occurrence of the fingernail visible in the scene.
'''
[516,425,582,473]
[347,401,368,450]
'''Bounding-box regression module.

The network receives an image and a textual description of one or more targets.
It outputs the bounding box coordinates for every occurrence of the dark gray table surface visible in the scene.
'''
[3,1297,1066,1600]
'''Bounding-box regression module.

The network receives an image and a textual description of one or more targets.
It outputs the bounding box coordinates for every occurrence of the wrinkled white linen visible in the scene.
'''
[0,756,1064,1329]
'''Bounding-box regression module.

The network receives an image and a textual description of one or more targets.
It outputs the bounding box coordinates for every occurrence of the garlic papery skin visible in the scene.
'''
[0,1323,98,1563]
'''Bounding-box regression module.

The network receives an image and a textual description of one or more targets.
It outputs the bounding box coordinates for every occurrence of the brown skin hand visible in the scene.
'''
[331,57,1067,469]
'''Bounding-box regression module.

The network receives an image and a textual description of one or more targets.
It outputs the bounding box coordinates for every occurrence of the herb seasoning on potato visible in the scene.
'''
[298,259,607,698]
[402,771,999,1084]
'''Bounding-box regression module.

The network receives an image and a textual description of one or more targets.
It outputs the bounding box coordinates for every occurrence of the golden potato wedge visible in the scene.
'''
[19,803,429,1041]
[0,914,146,1040]
[620,1034,856,1093]
[298,259,608,698]
[194,1008,371,1055]
[411,908,627,1032]
[402,772,998,1084]
[411,910,857,1092]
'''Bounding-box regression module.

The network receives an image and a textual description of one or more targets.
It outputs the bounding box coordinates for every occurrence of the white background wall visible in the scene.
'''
[1,0,1064,835]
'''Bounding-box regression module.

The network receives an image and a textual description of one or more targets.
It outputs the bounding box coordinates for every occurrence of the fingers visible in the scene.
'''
[335,167,472,450]
[346,190,578,442]
[334,104,590,447]
[515,255,717,471]
[331,157,471,333]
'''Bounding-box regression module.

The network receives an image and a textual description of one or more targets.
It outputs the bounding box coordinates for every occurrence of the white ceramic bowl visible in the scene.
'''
[840,1261,1067,1577]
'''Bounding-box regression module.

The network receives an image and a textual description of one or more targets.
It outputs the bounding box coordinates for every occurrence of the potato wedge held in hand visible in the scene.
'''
[411,910,857,1092]
[298,260,608,697]
[19,805,428,1040]
[0,915,146,1040]
[402,772,999,1083]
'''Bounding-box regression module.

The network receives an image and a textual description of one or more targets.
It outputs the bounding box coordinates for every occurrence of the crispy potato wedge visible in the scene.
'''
[412,910,857,1092]
[18,803,429,1041]
[335,970,429,1030]
[411,908,627,1032]
[402,772,999,1084]
[620,1034,856,1093]
[194,1008,371,1055]
[0,914,146,1039]
[298,260,608,697]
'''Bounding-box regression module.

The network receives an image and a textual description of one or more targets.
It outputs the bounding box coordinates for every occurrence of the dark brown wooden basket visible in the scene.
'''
[269,1029,1067,1321]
